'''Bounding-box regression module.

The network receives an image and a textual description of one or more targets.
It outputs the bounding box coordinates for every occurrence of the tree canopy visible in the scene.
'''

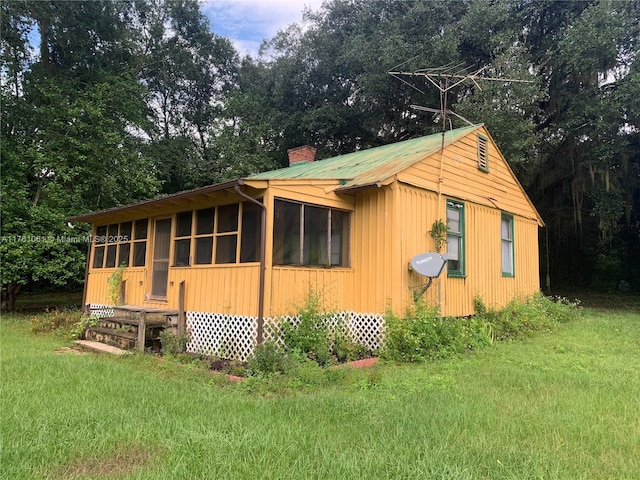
[1,0,638,309]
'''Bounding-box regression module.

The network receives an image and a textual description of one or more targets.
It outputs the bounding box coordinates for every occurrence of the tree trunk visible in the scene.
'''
[1,283,21,312]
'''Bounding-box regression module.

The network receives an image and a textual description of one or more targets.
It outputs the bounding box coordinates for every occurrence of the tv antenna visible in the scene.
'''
[388,61,533,129]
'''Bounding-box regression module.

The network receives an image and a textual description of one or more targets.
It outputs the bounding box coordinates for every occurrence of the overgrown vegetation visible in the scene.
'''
[159,329,190,356]
[106,265,126,306]
[382,293,581,362]
[245,293,370,377]
[28,308,96,340]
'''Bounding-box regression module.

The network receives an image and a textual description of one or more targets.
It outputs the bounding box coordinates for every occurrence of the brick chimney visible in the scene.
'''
[287,145,316,165]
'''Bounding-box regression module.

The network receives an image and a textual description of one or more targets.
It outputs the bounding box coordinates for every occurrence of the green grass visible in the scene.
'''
[1,309,639,479]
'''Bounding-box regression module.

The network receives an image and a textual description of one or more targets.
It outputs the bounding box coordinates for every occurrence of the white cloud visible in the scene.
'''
[201,0,324,56]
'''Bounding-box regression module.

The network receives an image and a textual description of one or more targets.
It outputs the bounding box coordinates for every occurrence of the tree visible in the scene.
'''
[136,0,239,193]
[1,1,159,310]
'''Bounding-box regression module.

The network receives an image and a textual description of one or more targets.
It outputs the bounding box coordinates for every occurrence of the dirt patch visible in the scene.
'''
[46,443,161,479]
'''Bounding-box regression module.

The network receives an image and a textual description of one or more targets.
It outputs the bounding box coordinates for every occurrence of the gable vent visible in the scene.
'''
[477,134,489,172]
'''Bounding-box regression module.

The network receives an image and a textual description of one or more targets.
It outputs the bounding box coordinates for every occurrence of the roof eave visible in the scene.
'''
[66,179,249,223]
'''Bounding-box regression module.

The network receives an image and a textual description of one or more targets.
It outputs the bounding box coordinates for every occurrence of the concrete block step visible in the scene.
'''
[75,340,130,355]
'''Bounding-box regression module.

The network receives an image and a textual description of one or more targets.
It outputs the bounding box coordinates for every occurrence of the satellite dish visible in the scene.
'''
[408,252,451,301]
[409,252,449,278]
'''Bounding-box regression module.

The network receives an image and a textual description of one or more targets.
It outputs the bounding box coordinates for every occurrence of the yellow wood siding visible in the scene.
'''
[398,127,541,224]
[351,188,399,313]
[392,185,540,317]
[441,204,540,316]
[394,184,442,311]
[268,267,354,315]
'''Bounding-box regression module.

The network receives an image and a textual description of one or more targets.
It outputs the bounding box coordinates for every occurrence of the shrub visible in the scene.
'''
[478,293,581,341]
[381,301,445,362]
[160,329,190,356]
[246,341,291,376]
[280,292,370,366]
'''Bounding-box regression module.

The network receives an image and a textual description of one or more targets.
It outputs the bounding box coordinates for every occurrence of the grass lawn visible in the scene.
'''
[1,307,639,479]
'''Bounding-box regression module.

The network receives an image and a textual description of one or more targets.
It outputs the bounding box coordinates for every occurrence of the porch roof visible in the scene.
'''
[66,179,249,223]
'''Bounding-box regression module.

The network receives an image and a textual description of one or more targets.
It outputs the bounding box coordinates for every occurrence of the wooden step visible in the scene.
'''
[85,326,137,350]
[97,316,166,333]
[98,317,139,333]
[112,306,178,324]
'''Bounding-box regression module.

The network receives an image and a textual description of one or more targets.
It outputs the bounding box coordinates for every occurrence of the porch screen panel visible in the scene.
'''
[132,219,148,267]
[152,218,171,297]
[92,225,107,268]
[214,204,239,264]
[331,210,350,266]
[273,200,301,265]
[303,205,329,266]
[174,211,192,266]
[215,235,237,264]
[273,198,351,267]
[118,221,132,267]
[195,208,214,264]
[105,224,118,268]
[240,201,262,263]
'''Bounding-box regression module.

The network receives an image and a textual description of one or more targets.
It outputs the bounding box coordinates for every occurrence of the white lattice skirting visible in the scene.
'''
[89,304,115,318]
[187,311,385,361]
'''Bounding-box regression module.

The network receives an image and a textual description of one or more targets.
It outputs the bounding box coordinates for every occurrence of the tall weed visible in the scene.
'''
[276,292,369,367]
[29,308,96,340]
[382,294,580,362]
[478,293,581,341]
[382,301,492,362]
[281,293,333,365]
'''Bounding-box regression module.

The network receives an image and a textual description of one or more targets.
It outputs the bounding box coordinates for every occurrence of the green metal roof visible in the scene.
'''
[249,124,481,189]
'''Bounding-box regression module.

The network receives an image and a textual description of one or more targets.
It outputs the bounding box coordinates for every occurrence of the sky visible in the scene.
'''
[201,0,325,57]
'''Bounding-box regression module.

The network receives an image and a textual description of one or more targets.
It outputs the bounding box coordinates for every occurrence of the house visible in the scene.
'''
[68,124,543,359]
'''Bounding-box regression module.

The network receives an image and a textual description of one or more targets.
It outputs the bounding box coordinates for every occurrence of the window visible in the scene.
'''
[174,211,193,266]
[446,200,465,277]
[105,224,119,267]
[92,226,107,268]
[117,222,132,267]
[195,208,214,265]
[175,202,262,266]
[501,214,514,276]
[132,219,148,267]
[273,199,350,267]
[477,134,489,172]
[240,202,262,263]
[215,204,239,264]
[92,221,147,269]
